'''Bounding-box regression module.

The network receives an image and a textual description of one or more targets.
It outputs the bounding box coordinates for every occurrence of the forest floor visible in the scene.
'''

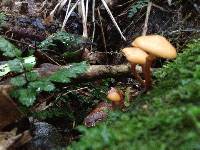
[0,0,199,149]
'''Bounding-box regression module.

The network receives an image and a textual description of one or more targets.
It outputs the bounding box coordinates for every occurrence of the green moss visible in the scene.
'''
[68,39,200,150]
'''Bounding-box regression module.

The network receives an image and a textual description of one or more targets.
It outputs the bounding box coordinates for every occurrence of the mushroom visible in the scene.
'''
[131,35,177,90]
[122,47,149,87]
[107,87,124,108]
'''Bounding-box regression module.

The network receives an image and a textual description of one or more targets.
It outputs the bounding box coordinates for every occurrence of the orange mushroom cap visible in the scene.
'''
[107,87,122,102]
[122,47,149,65]
[132,35,177,59]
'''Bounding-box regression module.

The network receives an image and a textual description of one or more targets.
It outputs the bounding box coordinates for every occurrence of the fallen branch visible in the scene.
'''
[79,64,135,80]
[142,1,152,36]
[1,64,142,85]
[38,63,141,81]
[101,0,126,41]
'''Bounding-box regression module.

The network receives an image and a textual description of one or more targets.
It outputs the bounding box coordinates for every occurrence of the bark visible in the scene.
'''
[80,64,141,79]
[36,63,142,81]
[1,63,142,85]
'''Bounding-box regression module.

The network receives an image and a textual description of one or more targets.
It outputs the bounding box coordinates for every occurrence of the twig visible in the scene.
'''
[91,0,96,51]
[142,1,152,36]
[4,37,35,49]
[37,0,48,12]
[192,3,200,13]
[36,50,61,66]
[50,0,63,18]
[116,0,135,8]
[1,64,142,85]
[86,0,89,20]
[61,0,72,30]
[167,28,200,35]
[97,8,108,64]
[85,0,89,35]
[167,0,172,6]
[123,13,146,33]
[61,0,80,30]
[152,3,170,12]
[58,0,68,12]
[62,87,90,96]
[100,0,126,41]
[81,0,88,37]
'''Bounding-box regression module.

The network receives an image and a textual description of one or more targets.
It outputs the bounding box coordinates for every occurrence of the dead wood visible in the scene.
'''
[33,63,142,81]
[1,63,142,86]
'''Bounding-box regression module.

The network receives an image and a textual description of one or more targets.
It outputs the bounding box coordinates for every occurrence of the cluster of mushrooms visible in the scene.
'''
[107,35,177,106]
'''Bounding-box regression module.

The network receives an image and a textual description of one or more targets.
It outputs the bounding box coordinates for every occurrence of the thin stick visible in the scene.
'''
[167,0,172,6]
[100,0,126,41]
[65,0,72,18]
[85,0,89,35]
[81,0,88,37]
[58,0,69,12]
[97,8,108,64]
[152,3,170,12]
[91,0,96,51]
[37,0,48,12]
[62,87,90,96]
[61,0,72,30]
[37,50,61,66]
[50,0,63,17]
[86,0,89,21]
[142,1,152,36]
[61,0,80,30]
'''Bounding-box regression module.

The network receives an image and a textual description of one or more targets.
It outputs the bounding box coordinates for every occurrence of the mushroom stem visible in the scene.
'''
[142,55,154,90]
[131,64,145,87]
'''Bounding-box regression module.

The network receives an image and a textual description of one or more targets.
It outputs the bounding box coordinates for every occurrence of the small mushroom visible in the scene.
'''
[132,35,177,90]
[107,87,124,108]
[122,47,149,87]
